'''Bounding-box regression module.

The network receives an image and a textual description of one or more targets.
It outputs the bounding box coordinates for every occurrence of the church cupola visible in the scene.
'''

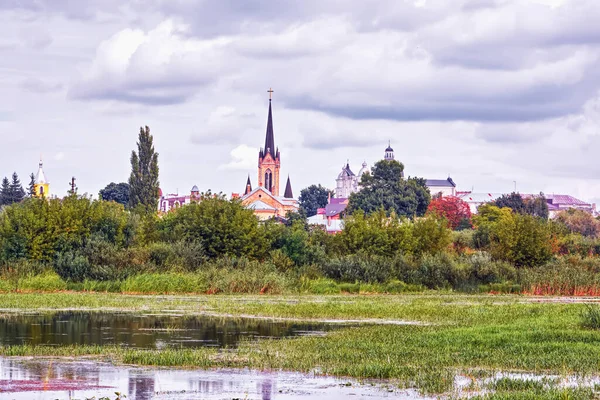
[384,141,395,161]
[257,88,281,196]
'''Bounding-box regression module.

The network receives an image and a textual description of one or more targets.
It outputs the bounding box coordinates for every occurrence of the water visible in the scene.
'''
[0,312,341,349]
[0,359,424,400]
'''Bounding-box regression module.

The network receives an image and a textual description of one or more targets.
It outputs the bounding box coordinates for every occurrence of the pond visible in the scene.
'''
[0,312,341,349]
[0,358,422,400]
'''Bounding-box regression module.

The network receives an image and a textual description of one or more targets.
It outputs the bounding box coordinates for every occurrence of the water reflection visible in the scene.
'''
[0,312,337,349]
[0,358,413,399]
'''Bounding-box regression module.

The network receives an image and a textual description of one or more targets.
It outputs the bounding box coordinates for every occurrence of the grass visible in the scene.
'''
[2,292,600,395]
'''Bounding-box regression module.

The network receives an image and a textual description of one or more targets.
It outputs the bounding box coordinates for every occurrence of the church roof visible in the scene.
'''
[284,176,293,198]
[426,177,456,188]
[191,185,199,192]
[35,160,48,184]
[262,100,276,159]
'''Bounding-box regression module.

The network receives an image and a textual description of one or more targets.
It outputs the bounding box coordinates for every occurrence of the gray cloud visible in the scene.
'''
[19,78,63,93]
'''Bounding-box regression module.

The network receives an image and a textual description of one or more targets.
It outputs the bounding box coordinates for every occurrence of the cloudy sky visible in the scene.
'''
[1,0,600,203]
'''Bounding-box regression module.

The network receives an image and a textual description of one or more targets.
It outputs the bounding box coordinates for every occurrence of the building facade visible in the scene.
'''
[158,185,201,212]
[426,178,457,198]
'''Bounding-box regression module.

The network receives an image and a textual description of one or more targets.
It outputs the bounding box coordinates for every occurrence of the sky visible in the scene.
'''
[2,0,600,203]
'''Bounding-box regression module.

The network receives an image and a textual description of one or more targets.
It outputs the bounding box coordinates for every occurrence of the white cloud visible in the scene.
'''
[219,144,258,171]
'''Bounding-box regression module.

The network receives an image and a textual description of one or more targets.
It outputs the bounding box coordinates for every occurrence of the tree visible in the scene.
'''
[347,159,431,218]
[524,194,549,219]
[28,173,36,197]
[9,172,25,204]
[555,209,600,237]
[427,196,472,230]
[157,194,269,259]
[298,184,333,217]
[490,192,549,219]
[490,192,525,213]
[100,182,130,206]
[473,205,553,267]
[128,126,160,211]
[0,177,10,206]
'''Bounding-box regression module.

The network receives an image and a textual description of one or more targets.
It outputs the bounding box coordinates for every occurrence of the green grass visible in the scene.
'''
[1,292,600,395]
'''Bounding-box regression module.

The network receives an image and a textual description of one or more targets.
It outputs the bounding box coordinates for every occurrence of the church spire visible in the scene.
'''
[244,175,252,195]
[284,175,293,199]
[264,89,276,159]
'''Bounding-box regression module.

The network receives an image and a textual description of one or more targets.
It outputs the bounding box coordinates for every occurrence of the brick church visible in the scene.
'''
[239,92,298,220]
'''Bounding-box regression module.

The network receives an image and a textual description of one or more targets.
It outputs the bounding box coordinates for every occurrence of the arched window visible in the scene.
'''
[264,169,272,192]
[39,186,44,195]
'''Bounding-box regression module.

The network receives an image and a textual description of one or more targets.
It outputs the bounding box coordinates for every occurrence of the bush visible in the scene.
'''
[301,278,341,294]
[467,252,517,284]
[122,273,207,294]
[405,253,468,289]
[20,271,67,291]
[319,253,396,283]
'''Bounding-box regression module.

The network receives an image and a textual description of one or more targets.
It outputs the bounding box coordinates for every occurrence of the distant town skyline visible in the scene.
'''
[1,0,600,203]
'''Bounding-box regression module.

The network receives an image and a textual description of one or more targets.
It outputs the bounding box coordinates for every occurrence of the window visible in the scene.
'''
[264,169,272,192]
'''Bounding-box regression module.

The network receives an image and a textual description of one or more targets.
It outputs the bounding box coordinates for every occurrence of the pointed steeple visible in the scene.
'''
[244,175,252,195]
[284,175,293,199]
[264,99,276,159]
[36,157,48,184]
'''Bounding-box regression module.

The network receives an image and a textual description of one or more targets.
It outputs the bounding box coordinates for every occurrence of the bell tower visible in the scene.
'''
[258,89,281,196]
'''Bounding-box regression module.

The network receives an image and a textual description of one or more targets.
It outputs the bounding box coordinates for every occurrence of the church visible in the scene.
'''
[239,92,299,220]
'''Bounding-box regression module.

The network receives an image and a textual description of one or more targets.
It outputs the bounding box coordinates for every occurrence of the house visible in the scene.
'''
[426,178,456,198]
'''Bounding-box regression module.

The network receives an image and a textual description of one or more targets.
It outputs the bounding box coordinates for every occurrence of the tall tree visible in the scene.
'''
[128,126,160,211]
[298,184,333,217]
[0,177,10,206]
[347,159,431,218]
[28,173,36,197]
[490,192,525,213]
[490,192,549,219]
[99,182,130,206]
[9,172,25,204]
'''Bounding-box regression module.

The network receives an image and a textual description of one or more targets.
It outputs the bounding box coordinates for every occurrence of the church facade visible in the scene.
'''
[240,95,298,220]
[33,159,50,198]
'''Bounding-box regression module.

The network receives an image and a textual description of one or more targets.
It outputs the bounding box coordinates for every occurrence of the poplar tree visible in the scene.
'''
[9,172,25,203]
[128,126,160,211]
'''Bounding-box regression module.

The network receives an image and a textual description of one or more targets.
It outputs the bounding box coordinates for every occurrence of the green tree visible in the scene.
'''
[298,184,333,217]
[524,194,549,219]
[555,209,599,237]
[128,126,160,211]
[158,194,268,259]
[347,159,430,217]
[9,172,25,204]
[28,173,36,197]
[0,177,10,206]
[490,192,525,213]
[99,182,130,206]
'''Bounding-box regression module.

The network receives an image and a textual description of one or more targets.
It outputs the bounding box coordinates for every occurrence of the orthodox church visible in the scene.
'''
[240,94,298,220]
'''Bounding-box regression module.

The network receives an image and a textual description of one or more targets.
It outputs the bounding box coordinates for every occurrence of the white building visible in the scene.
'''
[335,161,369,199]
[426,178,457,198]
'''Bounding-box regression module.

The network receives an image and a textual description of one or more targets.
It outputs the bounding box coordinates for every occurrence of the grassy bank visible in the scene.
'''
[2,292,600,396]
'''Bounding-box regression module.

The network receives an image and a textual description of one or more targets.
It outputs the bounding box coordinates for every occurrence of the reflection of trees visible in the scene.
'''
[0,312,335,348]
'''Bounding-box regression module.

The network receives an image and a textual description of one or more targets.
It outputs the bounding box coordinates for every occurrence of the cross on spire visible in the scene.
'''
[267,87,274,101]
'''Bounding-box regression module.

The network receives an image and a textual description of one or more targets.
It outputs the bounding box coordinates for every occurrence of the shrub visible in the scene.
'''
[466,251,517,284]
[20,271,67,291]
[319,253,396,283]
[406,253,468,289]
[122,273,207,294]
[581,304,600,329]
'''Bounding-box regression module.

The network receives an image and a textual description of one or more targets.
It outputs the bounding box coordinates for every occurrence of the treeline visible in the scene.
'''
[0,172,32,206]
[1,192,600,295]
